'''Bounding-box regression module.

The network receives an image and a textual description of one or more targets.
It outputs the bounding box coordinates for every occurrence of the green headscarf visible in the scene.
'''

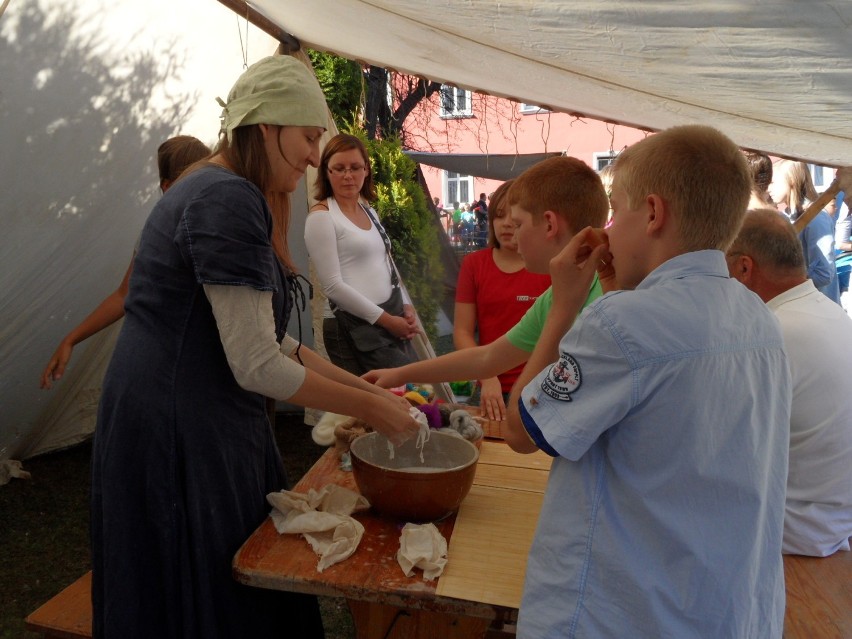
[217,55,328,141]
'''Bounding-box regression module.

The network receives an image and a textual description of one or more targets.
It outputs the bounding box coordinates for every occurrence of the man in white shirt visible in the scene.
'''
[728,207,852,556]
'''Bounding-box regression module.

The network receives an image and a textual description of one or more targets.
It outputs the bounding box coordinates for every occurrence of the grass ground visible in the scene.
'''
[0,414,355,638]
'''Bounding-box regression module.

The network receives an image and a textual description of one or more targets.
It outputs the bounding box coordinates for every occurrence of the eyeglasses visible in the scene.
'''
[327,165,366,176]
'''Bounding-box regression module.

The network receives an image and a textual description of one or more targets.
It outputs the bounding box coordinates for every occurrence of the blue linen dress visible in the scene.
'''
[90,166,323,638]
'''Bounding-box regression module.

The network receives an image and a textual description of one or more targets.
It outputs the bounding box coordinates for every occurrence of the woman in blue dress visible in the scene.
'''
[90,55,419,639]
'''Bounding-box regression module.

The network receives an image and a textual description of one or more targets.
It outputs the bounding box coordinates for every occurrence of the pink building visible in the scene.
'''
[404,84,841,209]
[403,85,649,209]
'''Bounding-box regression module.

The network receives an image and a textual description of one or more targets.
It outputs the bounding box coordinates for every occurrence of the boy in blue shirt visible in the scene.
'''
[506,125,791,638]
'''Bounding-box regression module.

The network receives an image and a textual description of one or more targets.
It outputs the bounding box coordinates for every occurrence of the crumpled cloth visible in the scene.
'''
[267,485,370,572]
[397,522,448,581]
[0,460,31,486]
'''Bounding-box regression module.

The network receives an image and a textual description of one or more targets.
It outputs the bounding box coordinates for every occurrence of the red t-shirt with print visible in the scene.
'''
[455,248,551,392]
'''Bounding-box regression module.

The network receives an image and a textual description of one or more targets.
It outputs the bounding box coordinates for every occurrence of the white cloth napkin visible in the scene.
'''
[267,485,370,572]
[0,460,31,486]
[397,522,448,581]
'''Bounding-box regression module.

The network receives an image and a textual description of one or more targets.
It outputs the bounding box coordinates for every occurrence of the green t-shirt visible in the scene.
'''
[505,275,603,352]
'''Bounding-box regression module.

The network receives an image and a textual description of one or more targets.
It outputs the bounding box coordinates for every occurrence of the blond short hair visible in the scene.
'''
[614,125,751,251]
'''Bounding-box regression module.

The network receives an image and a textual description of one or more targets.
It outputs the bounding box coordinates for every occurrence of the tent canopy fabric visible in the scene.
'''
[405,151,562,181]
[250,0,852,167]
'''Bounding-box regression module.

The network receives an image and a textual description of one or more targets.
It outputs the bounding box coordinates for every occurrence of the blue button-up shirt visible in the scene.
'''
[518,250,790,639]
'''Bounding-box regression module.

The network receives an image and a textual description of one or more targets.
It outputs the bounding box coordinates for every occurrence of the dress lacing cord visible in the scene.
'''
[287,273,313,366]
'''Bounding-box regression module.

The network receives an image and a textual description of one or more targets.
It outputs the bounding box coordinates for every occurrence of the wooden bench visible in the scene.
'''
[784,550,852,638]
[24,551,851,638]
[25,571,92,639]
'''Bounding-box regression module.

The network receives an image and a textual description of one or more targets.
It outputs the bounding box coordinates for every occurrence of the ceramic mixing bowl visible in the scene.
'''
[349,430,479,522]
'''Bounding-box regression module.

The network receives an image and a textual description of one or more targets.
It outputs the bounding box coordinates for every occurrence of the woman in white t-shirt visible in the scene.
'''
[305,133,419,375]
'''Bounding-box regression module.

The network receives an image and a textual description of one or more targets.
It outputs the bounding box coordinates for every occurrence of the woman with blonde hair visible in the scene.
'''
[770,159,840,303]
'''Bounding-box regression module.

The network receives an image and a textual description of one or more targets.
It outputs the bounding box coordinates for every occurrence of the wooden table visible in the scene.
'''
[233,419,547,639]
[235,416,852,638]
[783,551,852,638]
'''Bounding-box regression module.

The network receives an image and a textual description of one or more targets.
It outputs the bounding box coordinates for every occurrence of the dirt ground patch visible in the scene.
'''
[0,412,355,639]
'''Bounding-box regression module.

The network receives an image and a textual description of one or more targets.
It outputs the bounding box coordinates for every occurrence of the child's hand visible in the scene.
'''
[362,368,401,388]
[549,227,611,309]
[835,166,852,194]
[583,228,617,293]
[478,377,507,421]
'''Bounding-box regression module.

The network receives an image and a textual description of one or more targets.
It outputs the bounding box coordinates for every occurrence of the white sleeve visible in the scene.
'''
[204,284,306,400]
[304,210,384,324]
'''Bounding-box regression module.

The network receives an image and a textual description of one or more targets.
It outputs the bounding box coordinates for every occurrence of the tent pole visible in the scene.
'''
[215,0,301,52]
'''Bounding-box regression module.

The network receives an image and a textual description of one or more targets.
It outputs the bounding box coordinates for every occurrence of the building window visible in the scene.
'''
[519,103,550,114]
[440,85,472,118]
[594,153,618,171]
[808,164,825,188]
[444,171,474,207]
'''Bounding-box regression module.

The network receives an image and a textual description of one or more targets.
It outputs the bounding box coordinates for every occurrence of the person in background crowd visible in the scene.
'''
[451,201,463,243]
[598,162,615,224]
[728,206,852,557]
[433,195,450,233]
[770,159,840,304]
[745,151,775,209]
[453,180,551,419]
[40,135,211,389]
[833,192,851,299]
[506,125,789,638]
[473,192,488,246]
[90,56,419,639]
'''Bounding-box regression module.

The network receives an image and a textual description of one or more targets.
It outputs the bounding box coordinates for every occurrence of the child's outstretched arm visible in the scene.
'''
[363,336,529,389]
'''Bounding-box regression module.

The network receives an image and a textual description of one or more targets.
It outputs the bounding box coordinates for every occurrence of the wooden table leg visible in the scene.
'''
[347,599,491,639]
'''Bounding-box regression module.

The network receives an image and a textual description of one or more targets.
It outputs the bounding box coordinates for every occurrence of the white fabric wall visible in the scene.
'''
[0,0,281,461]
[254,0,852,166]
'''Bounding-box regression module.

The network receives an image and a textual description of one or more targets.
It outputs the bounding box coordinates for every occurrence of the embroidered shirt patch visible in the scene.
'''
[541,353,582,401]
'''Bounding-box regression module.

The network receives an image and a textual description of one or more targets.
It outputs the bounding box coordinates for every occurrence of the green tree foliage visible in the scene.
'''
[363,134,444,340]
[307,50,362,130]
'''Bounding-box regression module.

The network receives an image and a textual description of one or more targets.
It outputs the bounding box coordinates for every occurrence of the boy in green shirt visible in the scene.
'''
[364,156,609,419]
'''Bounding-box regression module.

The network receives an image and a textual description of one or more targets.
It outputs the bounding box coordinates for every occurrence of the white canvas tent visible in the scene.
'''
[3,0,852,466]
[0,0,283,465]
[247,0,852,167]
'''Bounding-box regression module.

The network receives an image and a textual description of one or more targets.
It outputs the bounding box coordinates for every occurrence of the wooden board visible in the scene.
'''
[25,571,93,639]
[233,448,497,619]
[436,442,550,609]
[474,443,550,493]
[436,484,544,609]
[473,463,549,493]
[783,551,852,638]
[478,441,552,472]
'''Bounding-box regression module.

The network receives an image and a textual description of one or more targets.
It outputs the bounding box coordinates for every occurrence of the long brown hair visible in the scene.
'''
[216,125,295,270]
[487,180,513,248]
[313,133,376,202]
[157,136,211,189]
[775,159,817,220]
